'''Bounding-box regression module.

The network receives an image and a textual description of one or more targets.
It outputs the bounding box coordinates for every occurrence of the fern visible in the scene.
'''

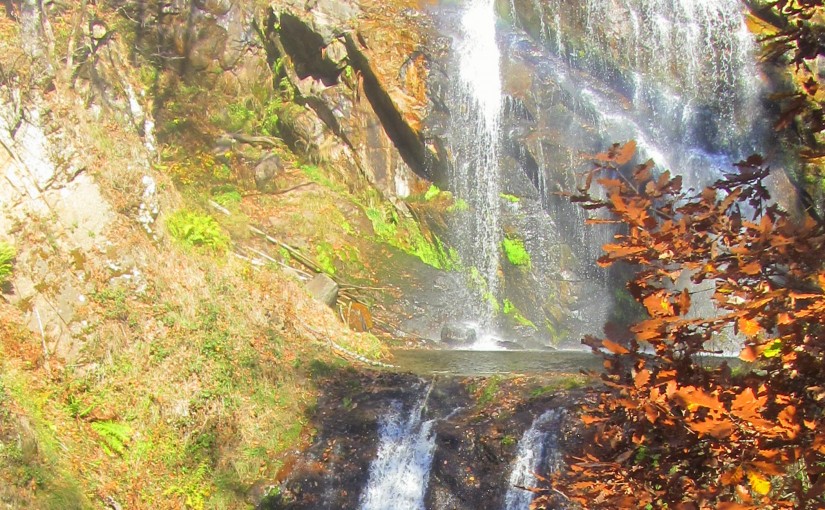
[0,242,15,284]
[90,420,131,456]
[166,210,230,252]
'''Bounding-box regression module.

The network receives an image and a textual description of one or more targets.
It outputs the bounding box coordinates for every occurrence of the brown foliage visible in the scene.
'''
[532,142,825,510]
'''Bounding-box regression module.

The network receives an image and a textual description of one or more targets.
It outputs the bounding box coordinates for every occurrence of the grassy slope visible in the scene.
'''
[0,4,389,509]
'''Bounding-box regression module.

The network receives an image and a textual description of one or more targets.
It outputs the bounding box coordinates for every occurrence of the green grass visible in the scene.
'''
[211,186,242,208]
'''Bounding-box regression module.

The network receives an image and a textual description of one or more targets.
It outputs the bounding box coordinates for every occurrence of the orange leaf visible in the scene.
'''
[731,388,765,422]
[739,346,758,362]
[737,318,762,337]
[602,339,630,355]
[673,386,723,411]
[614,140,637,165]
[643,291,674,318]
[740,261,762,276]
[677,289,691,315]
[581,414,606,425]
[689,418,734,438]
[634,369,651,389]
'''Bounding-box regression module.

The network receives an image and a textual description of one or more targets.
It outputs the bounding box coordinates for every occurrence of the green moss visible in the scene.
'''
[501,236,531,267]
[476,376,502,406]
[483,291,501,314]
[365,203,458,270]
[300,164,341,191]
[500,193,520,203]
[365,205,398,239]
[502,299,537,329]
[315,241,337,275]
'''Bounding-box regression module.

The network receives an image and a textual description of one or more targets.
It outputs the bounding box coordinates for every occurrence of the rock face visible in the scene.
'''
[305,273,339,307]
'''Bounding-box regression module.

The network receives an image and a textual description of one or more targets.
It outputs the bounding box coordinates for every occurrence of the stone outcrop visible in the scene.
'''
[148,0,447,203]
[305,273,339,307]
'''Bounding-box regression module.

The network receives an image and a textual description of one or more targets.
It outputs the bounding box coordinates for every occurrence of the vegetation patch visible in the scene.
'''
[365,202,458,270]
[424,184,441,201]
[166,210,230,253]
[448,197,469,212]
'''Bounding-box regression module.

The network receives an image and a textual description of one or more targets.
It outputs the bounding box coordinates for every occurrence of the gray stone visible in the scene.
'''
[193,0,233,16]
[188,22,227,71]
[324,39,349,67]
[440,322,477,346]
[254,154,283,192]
[306,273,338,307]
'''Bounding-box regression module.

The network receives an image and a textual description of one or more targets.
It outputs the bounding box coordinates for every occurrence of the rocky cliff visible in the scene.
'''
[0,1,463,507]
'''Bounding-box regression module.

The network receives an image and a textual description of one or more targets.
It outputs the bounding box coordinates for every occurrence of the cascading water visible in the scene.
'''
[513,0,765,188]
[448,0,504,332]
[504,410,564,510]
[358,394,437,510]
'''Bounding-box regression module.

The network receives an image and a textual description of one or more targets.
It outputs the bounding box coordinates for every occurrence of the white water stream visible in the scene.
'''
[358,395,438,510]
[504,410,564,510]
[449,0,504,329]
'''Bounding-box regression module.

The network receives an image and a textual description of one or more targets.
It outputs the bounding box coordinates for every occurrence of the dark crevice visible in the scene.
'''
[278,13,340,86]
[344,34,446,184]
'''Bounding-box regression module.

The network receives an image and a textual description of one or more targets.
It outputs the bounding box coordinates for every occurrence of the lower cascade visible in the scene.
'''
[504,410,564,510]
[359,394,438,510]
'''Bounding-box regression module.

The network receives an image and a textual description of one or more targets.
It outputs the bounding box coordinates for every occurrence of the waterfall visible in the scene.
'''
[527,0,764,187]
[449,0,504,330]
[358,395,437,510]
[504,410,564,510]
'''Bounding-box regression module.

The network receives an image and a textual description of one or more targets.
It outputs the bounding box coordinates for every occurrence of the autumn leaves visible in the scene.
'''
[535,142,825,509]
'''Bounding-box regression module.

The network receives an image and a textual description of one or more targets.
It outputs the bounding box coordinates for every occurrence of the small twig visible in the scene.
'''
[208,200,231,217]
[34,307,51,374]
[338,283,389,291]
[272,181,315,195]
[244,246,312,280]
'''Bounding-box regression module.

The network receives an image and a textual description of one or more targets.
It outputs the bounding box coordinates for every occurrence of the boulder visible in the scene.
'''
[306,273,338,307]
[254,154,283,192]
[440,322,477,346]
